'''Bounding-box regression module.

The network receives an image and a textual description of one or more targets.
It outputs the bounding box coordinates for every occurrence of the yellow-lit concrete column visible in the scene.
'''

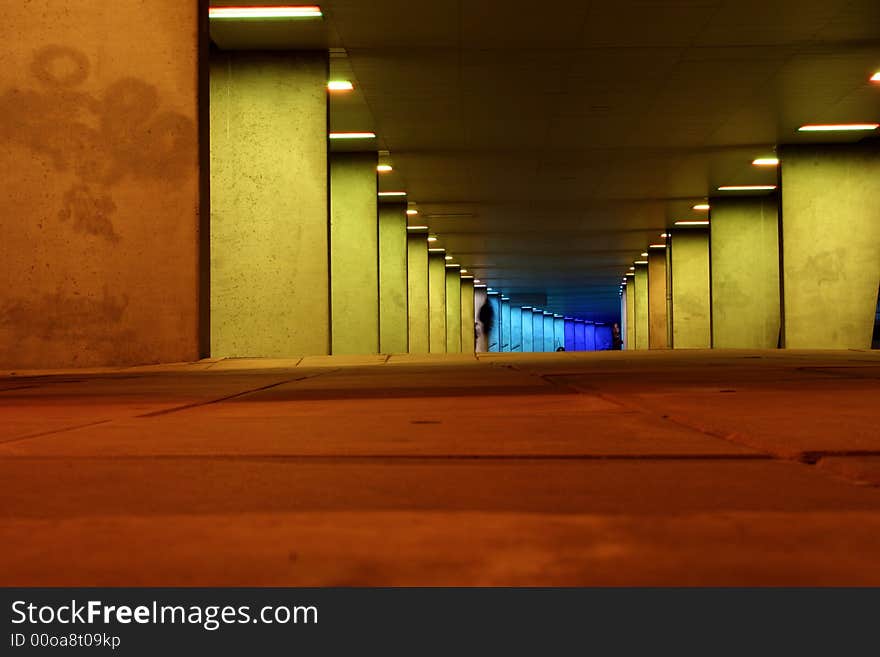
[779,143,880,349]
[634,264,649,350]
[211,51,329,358]
[406,231,429,353]
[379,201,408,354]
[330,152,378,354]
[625,277,635,350]
[710,196,780,349]
[445,265,462,353]
[670,229,711,349]
[648,250,668,349]
[428,251,447,353]
[474,286,489,352]
[460,277,475,352]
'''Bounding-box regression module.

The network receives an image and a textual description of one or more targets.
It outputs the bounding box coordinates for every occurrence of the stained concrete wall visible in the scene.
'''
[710,197,780,349]
[574,321,586,351]
[460,279,475,352]
[585,323,597,351]
[445,269,462,353]
[543,315,555,351]
[428,254,447,353]
[0,2,201,368]
[330,152,378,355]
[780,143,880,349]
[634,265,649,350]
[565,319,575,351]
[625,282,635,350]
[648,252,668,349]
[406,233,429,353]
[671,230,712,349]
[379,202,408,354]
[554,317,565,350]
[211,51,328,358]
[510,306,523,352]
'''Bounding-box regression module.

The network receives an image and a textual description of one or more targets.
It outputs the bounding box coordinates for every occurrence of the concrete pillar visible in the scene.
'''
[330,152,378,355]
[406,232,429,353]
[710,197,780,349]
[543,313,555,352]
[521,307,534,352]
[474,286,489,352]
[428,252,447,353]
[634,264,649,350]
[670,229,711,349]
[0,1,201,369]
[211,51,329,358]
[596,325,613,350]
[564,319,575,351]
[532,309,544,352]
[779,143,880,349]
[585,323,597,351]
[554,316,565,350]
[379,202,408,354]
[648,251,669,349]
[445,266,462,353]
[460,277,475,353]
[574,320,586,351]
[511,306,523,352]
[625,279,635,350]
[500,299,511,351]
[487,292,501,352]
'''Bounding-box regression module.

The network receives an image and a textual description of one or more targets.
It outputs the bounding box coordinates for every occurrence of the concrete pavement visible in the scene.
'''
[2,350,880,585]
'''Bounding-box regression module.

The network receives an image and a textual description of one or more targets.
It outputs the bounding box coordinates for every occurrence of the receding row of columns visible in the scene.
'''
[209,50,477,357]
[623,142,880,351]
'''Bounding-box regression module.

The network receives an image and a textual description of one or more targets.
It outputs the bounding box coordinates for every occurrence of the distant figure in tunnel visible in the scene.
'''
[612,323,622,350]
[556,346,565,352]
[476,300,494,353]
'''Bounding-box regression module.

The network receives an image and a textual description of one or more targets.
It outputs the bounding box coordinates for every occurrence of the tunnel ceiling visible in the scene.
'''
[210,0,880,321]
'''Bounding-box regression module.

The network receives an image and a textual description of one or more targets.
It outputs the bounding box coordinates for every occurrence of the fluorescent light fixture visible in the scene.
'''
[629,266,635,271]
[428,248,446,253]
[660,233,670,238]
[752,157,779,166]
[798,123,879,132]
[693,204,710,211]
[378,191,406,197]
[427,236,438,242]
[444,255,453,260]
[474,279,481,284]
[487,288,495,292]
[406,225,428,231]
[634,260,648,265]
[446,264,460,269]
[641,252,649,257]
[872,72,880,83]
[209,6,323,19]
[626,273,634,277]
[406,209,419,216]
[674,220,710,226]
[717,185,777,191]
[474,284,487,289]
[503,298,511,302]
[461,275,474,280]
[461,269,468,273]
[649,244,667,249]
[327,80,353,91]
[329,132,375,139]
[376,164,393,173]
[522,306,533,310]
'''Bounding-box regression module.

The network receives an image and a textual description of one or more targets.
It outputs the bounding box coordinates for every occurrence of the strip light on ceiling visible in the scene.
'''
[674,220,710,226]
[692,204,711,211]
[377,164,393,173]
[752,158,779,166]
[872,72,880,83]
[378,191,407,197]
[798,124,879,132]
[717,185,777,192]
[329,132,376,140]
[327,80,354,91]
[209,6,323,19]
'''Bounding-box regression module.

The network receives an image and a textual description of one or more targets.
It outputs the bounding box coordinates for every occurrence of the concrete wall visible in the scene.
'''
[428,253,447,353]
[565,319,575,351]
[460,279,475,352]
[574,321,586,351]
[500,300,511,351]
[406,233,429,353]
[554,317,565,350]
[511,306,523,352]
[532,310,544,352]
[330,152,378,355]
[671,230,711,349]
[379,202,408,353]
[780,143,880,349]
[211,51,329,358]
[634,265,649,350]
[445,269,461,353]
[543,314,554,351]
[711,197,780,349]
[0,1,201,368]
[648,251,668,349]
[522,309,534,352]
[487,293,501,352]
[585,323,597,351]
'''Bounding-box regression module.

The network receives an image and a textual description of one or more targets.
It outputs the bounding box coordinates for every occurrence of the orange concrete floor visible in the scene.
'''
[2,350,880,586]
